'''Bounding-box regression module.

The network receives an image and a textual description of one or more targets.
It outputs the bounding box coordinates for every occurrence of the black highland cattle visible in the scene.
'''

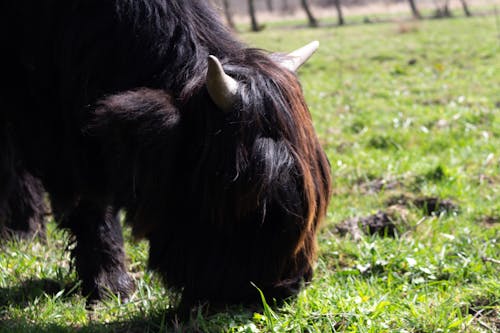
[0,0,332,308]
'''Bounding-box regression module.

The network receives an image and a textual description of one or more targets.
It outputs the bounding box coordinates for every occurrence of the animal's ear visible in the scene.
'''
[88,88,181,146]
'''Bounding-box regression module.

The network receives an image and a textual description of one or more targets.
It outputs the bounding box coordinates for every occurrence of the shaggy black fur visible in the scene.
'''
[0,121,46,240]
[0,0,332,308]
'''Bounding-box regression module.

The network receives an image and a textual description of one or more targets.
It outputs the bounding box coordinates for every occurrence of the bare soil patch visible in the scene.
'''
[476,215,500,228]
[386,194,459,216]
[334,194,459,239]
[356,177,404,194]
[334,211,400,240]
[464,297,500,332]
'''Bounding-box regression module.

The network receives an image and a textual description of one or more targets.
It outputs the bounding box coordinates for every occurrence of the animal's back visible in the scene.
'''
[0,1,120,198]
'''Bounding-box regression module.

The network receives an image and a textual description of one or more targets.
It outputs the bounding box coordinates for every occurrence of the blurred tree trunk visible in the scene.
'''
[334,0,345,25]
[282,0,290,13]
[301,0,318,27]
[221,0,236,30]
[266,0,274,12]
[459,0,472,16]
[407,0,422,19]
[443,0,452,16]
[248,0,260,31]
[435,0,452,18]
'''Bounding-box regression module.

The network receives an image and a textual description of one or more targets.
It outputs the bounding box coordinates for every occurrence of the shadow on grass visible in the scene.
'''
[1,308,256,333]
[1,315,181,333]
[0,278,78,308]
[1,317,181,333]
[0,279,257,332]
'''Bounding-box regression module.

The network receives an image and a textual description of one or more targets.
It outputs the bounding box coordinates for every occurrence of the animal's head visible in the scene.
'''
[92,42,332,304]
[162,41,331,302]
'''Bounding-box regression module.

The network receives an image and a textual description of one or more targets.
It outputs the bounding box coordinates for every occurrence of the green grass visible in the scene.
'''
[1,16,499,332]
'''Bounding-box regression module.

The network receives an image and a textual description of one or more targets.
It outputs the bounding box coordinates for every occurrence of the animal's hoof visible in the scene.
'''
[84,270,135,305]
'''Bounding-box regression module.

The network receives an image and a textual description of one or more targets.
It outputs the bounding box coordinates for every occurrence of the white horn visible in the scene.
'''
[279,41,319,72]
[206,55,239,112]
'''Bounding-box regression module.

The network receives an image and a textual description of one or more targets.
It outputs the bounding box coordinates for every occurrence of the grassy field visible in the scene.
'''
[1,15,499,333]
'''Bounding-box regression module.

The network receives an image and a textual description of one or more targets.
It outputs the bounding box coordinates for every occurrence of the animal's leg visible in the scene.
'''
[59,200,135,303]
[0,125,46,240]
[0,170,47,240]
